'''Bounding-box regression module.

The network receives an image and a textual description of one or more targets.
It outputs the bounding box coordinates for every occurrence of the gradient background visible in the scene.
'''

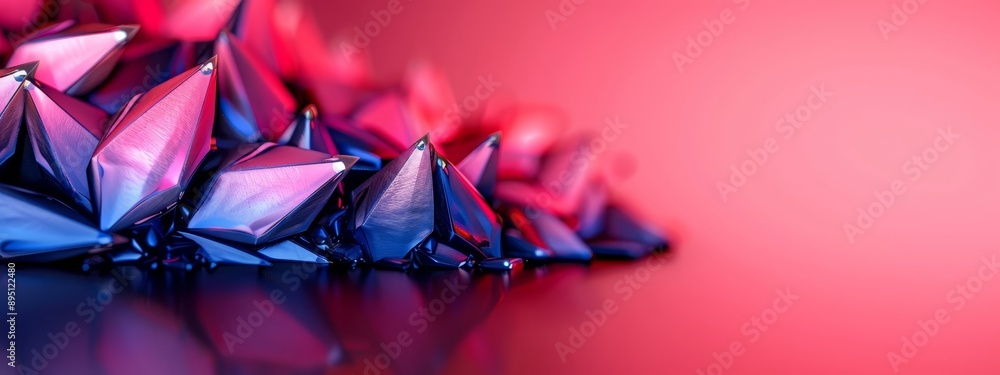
[302,0,1000,373]
[6,0,1000,373]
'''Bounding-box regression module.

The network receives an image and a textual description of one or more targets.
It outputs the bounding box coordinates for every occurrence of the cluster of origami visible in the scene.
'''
[0,0,667,272]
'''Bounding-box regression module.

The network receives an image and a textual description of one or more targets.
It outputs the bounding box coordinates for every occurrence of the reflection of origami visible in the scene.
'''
[90,58,218,232]
[6,22,137,95]
[0,184,111,261]
[0,63,31,171]
[187,143,357,245]
[24,80,108,211]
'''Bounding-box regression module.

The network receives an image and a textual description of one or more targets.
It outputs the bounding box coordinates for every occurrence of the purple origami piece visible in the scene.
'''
[317,115,402,171]
[6,23,138,95]
[0,63,33,171]
[0,7,671,272]
[90,57,218,232]
[411,237,474,269]
[216,31,297,142]
[278,104,318,149]
[433,155,502,259]
[187,143,357,245]
[351,135,435,262]
[457,132,500,202]
[23,80,108,211]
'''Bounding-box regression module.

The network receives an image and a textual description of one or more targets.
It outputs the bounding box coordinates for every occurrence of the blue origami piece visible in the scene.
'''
[432,155,501,260]
[0,63,33,172]
[351,135,434,262]
[0,184,112,261]
[456,132,500,202]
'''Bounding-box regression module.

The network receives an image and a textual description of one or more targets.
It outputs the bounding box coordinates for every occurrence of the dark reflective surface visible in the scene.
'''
[12,258,676,375]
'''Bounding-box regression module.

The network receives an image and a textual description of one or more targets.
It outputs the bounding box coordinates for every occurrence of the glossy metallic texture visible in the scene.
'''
[410,237,474,270]
[215,31,296,142]
[0,63,32,171]
[187,143,357,245]
[90,57,218,232]
[280,111,389,173]
[23,80,108,211]
[6,22,137,95]
[0,184,112,261]
[351,135,434,262]
[456,132,500,202]
[315,116,398,172]
[432,156,502,259]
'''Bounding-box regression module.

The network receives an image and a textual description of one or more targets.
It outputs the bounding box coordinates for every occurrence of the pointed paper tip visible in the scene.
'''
[302,104,318,120]
[201,56,218,74]
[486,131,501,146]
[115,25,140,43]
[216,30,233,45]
[10,61,39,81]
[336,154,360,170]
[416,134,431,150]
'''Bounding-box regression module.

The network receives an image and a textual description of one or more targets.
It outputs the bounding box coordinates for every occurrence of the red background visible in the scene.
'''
[306,0,1000,373]
[4,0,999,373]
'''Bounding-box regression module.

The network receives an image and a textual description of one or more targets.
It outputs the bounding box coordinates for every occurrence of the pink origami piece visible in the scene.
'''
[6,23,138,95]
[90,57,217,232]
